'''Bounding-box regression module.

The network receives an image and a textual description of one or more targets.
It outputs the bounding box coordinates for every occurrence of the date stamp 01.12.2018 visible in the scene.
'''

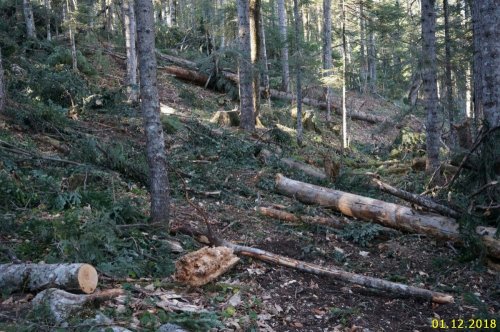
[431,318,497,329]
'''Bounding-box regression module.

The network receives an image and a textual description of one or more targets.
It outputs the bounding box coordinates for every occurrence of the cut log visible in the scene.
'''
[370,177,460,219]
[173,226,453,304]
[210,110,240,127]
[259,149,327,180]
[31,288,123,323]
[156,51,198,70]
[0,263,98,295]
[275,174,500,259]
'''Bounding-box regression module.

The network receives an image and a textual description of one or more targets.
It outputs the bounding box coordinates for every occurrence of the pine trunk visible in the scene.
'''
[421,0,440,176]
[359,2,367,93]
[322,0,333,122]
[259,8,271,106]
[123,0,138,103]
[470,1,483,122]
[45,0,51,41]
[23,0,36,38]
[249,0,261,120]
[237,0,255,131]
[135,0,170,226]
[367,31,376,93]
[0,46,5,112]
[277,0,290,92]
[293,0,303,145]
[443,0,456,147]
[341,0,348,149]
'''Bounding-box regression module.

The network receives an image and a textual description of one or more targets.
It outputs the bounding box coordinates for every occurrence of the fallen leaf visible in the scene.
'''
[227,291,242,307]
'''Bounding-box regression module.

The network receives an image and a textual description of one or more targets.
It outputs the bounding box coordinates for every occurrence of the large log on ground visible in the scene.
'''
[32,288,123,323]
[161,65,211,86]
[275,174,500,258]
[0,263,98,294]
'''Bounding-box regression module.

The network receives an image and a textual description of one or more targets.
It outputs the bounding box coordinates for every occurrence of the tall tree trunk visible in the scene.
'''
[0,46,5,112]
[443,0,456,147]
[421,0,440,177]
[260,8,271,106]
[277,0,290,92]
[477,1,499,129]
[465,64,472,118]
[359,2,367,93]
[123,0,138,103]
[23,0,36,38]
[237,0,255,131]
[341,0,348,150]
[322,0,333,122]
[160,0,168,24]
[135,0,170,226]
[367,30,376,93]
[476,0,500,183]
[470,1,483,123]
[45,0,51,41]
[293,0,303,145]
[249,0,261,120]
[64,0,78,72]
[219,0,225,50]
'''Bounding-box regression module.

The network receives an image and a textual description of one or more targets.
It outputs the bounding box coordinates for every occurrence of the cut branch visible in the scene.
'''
[370,177,460,218]
[0,263,98,294]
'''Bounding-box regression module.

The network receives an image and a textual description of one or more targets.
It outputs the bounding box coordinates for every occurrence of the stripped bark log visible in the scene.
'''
[0,263,98,294]
[370,177,460,218]
[172,226,453,304]
[259,149,327,180]
[32,288,123,323]
[275,174,500,259]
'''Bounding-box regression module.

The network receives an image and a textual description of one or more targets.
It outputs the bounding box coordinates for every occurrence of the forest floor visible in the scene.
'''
[0,48,499,332]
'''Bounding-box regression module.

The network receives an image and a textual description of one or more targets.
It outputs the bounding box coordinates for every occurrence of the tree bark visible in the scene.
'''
[359,2,367,93]
[370,177,460,218]
[421,0,440,176]
[341,0,348,149]
[0,46,5,112]
[32,288,123,323]
[0,263,98,294]
[277,0,290,92]
[135,0,170,226]
[65,0,78,72]
[23,0,36,39]
[322,0,333,122]
[45,0,51,41]
[249,0,261,120]
[443,0,456,147]
[259,7,271,107]
[123,0,138,103]
[470,1,483,122]
[293,0,303,145]
[275,174,500,258]
[237,0,255,131]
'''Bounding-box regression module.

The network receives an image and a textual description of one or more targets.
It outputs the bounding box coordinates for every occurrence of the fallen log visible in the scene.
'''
[32,288,123,323]
[173,226,453,304]
[275,174,500,259]
[259,149,327,180]
[0,263,98,295]
[160,65,212,86]
[268,89,392,125]
[370,177,460,219]
[257,206,399,238]
[258,206,347,229]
